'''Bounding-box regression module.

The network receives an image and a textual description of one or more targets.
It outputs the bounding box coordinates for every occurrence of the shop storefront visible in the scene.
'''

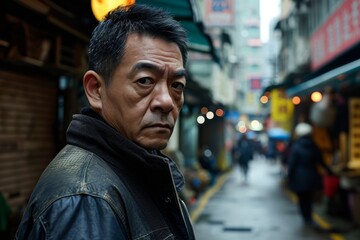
[285,0,360,224]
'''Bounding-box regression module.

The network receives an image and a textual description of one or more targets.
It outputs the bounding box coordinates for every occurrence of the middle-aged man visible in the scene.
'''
[15,4,196,239]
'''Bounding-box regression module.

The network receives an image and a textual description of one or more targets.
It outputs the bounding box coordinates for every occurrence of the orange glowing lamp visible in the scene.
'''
[292,96,301,105]
[311,91,322,102]
[260,95,268,104]
[91,0,135,21]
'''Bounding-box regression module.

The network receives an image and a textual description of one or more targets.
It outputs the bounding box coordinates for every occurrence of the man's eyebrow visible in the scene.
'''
[129,62,161,75]
[129,61,187,78]
[173,69,188,78]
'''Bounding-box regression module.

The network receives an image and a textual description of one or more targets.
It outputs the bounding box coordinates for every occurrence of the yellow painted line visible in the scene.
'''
[284,189,298,203]
[313,214,345,240]
[284,189,345,240]
[190,171,232,222]
[329,233,345,240]
[313,213,332,230]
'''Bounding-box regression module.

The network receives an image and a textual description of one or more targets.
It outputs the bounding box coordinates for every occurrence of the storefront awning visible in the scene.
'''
[136,0,216,56]
[261,72,307,97]
[286,59,360,97]
[179,21,212,53]
[136,0,195,19]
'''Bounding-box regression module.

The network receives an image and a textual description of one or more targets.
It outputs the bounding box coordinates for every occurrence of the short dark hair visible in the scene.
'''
[88,4,188,85]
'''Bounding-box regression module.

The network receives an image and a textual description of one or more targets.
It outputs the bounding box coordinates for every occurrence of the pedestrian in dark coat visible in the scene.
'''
[236,134,254,182]
[288,122,333,226]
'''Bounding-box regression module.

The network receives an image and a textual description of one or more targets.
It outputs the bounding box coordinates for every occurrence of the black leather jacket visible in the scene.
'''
[15,109,195,240]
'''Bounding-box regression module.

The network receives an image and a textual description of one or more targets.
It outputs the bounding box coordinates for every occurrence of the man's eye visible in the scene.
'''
[137,77,153,85]
[172,82,185,90]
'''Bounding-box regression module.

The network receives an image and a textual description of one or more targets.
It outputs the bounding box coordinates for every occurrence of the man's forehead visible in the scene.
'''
[129,60,187,77]
[125,34,183,60]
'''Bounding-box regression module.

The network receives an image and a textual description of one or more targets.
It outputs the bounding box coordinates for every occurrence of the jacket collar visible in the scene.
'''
[66,107,185,191]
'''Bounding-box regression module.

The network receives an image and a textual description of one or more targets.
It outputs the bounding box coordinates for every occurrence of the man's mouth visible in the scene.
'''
[150,123,172,131]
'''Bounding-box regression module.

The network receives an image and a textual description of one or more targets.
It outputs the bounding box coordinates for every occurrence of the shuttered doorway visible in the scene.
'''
[0,70,58,211]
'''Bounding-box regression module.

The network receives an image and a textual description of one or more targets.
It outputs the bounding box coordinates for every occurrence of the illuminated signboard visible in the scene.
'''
[204,0,234,27]
[310,0,360,70]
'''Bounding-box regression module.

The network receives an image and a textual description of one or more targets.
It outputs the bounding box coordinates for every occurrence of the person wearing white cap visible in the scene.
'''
[287,122,333,228]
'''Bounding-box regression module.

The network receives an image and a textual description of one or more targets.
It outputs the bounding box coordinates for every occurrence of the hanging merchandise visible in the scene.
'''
[310,92,337,128]
[349,98,360,169]
[323,175,340,198]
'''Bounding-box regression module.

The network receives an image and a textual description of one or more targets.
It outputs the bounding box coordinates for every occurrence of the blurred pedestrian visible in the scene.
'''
[236,134,254,183]
[15,4,195,240]
[280,138,293,177]
[199,145,217,185]
[287,122,333,227]
[266,138,277,163]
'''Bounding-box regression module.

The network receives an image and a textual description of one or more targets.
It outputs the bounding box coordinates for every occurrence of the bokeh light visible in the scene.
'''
[260,95,269,104]
[311,91,322,102]
[206,111,214,119]
[292,96,301,105]
[215,108,224,117]
[197,116,205,124]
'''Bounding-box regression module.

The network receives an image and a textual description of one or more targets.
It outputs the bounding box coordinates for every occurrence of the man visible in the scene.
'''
[15,4,195,239]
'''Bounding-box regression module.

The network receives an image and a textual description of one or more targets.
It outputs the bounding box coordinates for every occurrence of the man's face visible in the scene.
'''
[99,34,186,150]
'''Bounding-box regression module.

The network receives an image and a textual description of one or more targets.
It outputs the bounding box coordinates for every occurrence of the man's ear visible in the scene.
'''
[83,70,104,111]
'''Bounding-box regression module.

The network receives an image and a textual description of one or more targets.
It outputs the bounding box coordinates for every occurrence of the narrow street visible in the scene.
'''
[191,158,360,240]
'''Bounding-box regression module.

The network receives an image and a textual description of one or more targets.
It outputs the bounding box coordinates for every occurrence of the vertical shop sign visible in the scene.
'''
[310,0,360,70]
[270,89,294,131]
[204,0,234,27]
[349,98,360,169]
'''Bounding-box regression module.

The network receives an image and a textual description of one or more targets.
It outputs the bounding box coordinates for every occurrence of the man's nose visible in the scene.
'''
[151,83,174,113]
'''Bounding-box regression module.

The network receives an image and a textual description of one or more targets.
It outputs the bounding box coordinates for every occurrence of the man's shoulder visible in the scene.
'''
[28,145,124,216]
[44,145,117,186]
[51,145,114,177]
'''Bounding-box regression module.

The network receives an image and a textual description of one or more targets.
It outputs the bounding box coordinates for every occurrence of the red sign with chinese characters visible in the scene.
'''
[310,0,360,70]
[250,77,262,90]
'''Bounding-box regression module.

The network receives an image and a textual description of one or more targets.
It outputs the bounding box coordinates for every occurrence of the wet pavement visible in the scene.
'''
[190,158,360,240]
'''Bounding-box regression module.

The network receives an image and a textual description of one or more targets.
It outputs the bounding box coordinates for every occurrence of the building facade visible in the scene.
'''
[267,0,360,225]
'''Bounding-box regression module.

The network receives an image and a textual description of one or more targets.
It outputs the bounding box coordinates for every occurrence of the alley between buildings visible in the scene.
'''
[191,158,360,240]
